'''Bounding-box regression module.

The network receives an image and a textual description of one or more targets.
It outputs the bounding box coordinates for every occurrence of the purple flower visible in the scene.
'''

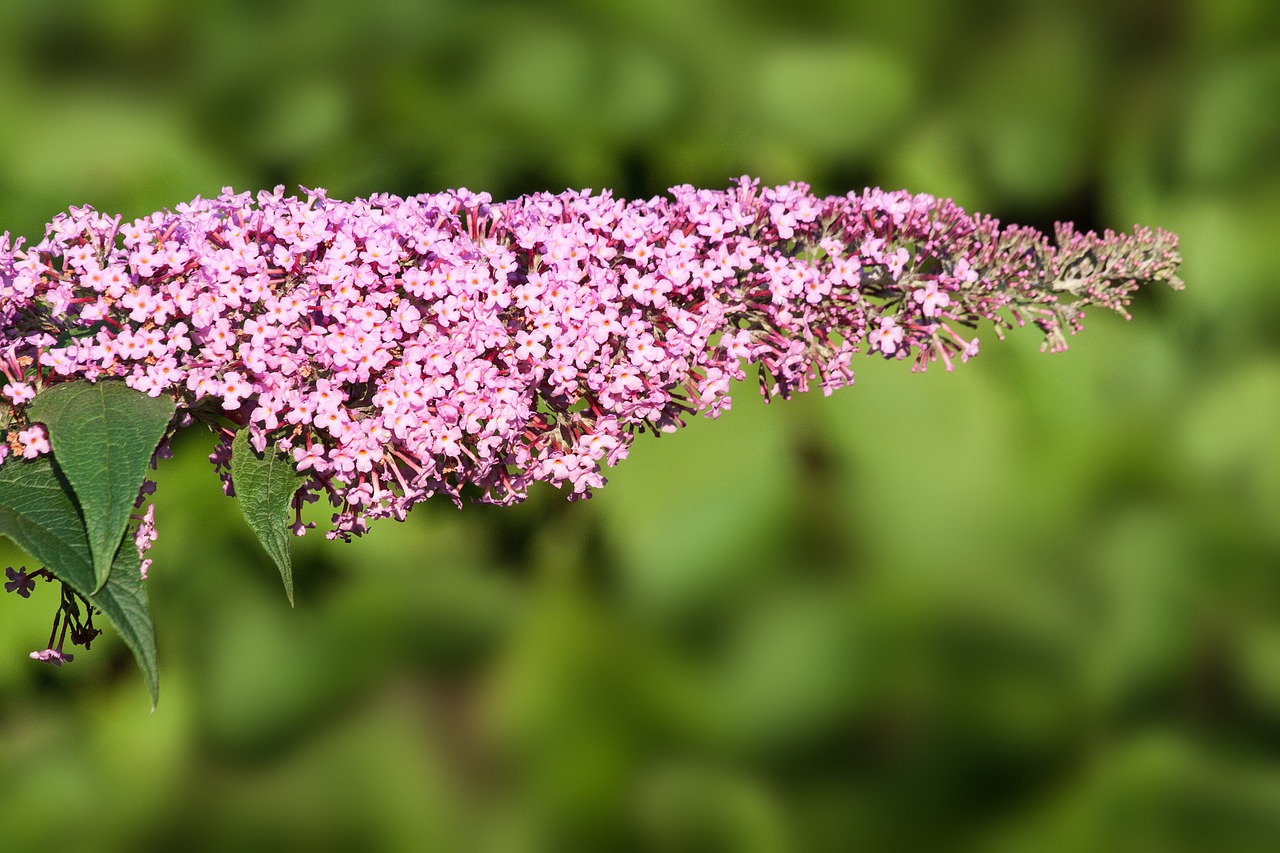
[5,566,35,597]
[0,179,1183,541]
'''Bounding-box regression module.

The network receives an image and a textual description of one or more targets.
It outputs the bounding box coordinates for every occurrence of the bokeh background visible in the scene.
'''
[1,0,1277,849]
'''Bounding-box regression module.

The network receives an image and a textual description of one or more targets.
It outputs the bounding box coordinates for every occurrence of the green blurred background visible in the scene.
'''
[1,0,1277,849]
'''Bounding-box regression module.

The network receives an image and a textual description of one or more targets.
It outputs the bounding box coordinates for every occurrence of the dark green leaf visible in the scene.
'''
[231,429,306,606]
[27,380,175,593]
[0,455,159,710]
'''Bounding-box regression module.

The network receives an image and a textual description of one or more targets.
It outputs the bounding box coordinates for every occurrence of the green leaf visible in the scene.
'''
[27,380,175,593]
[231,429,306,606]
[0,455,159,710]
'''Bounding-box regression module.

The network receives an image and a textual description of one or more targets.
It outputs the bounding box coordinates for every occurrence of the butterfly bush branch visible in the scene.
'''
[0,178,1183,546]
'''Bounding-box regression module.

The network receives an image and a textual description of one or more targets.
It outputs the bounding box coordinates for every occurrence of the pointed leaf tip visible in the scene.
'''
[0,455,159,706]
[230,430,307,604]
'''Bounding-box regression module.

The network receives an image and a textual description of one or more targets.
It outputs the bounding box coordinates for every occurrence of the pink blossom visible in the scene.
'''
[134,504,158,579]
[912,281,952,318]
[3,382,34,405]
[30,648,73,666]
[0,180,1182,540]
[869,317,904,355]
[17,425,50,459]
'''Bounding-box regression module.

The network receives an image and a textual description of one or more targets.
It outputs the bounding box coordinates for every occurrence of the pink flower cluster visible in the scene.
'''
[0,178,1182,538]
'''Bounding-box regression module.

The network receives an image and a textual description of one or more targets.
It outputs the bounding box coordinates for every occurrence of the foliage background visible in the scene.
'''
[1,0,1277,849]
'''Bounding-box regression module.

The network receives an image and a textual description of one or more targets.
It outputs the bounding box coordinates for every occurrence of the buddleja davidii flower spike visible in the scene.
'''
[0,179,1182,541]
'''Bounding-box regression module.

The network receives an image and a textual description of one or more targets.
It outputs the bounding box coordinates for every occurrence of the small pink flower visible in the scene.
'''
[220,373,251,410]
[886,247,911,280]
[868,317,904,356]
[18,425,50,459]
[30,648,74,666]
[3,382,34,405]
[912,281,952,318]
